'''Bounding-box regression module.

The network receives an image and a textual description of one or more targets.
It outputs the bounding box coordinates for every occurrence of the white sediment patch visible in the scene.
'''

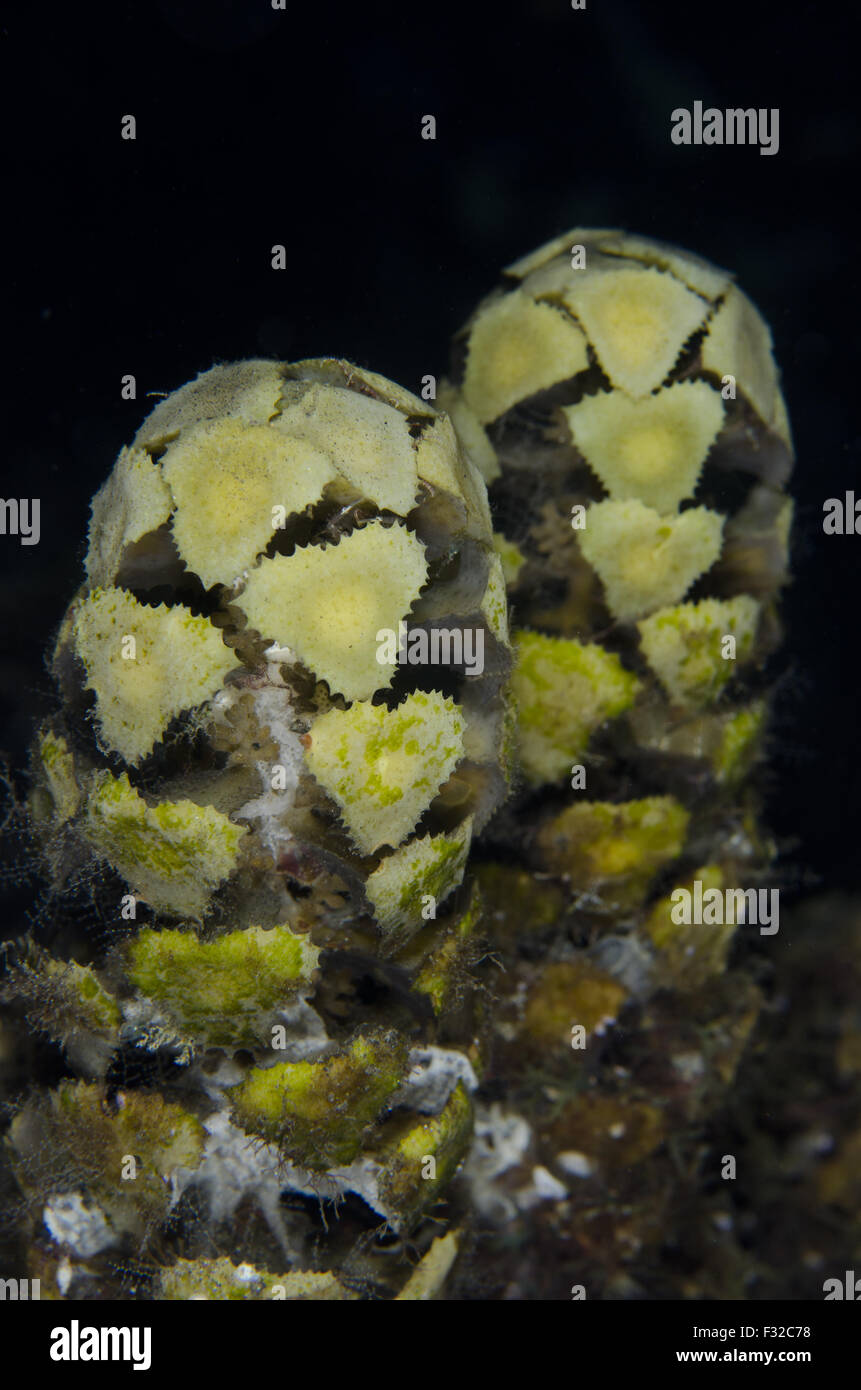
[461,1104,533,1224]
[42,1192,116,1258]
[391,1047,478,1114]
[228,684,308,861]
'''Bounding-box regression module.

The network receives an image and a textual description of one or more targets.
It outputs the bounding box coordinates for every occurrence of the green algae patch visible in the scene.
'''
[161,416,336,590]
[85,444,174,588]
[237,520,428,701]
[127,924,320,1048]
[72,587,236,764]
[637,596,759,708]
[521,961,629,1056]
[644,864,735,990]
[232,1032,407,1167]
[46,958,122,1034]
[579,499,724,622]
[160,1257,355,1301]
[273,379,419,515]
[492,531,526,588]
[85,771,246,919]
[1,949,121,1074]
[462,288,590,423]
[306,691,465,854]
[712,702,767,785]
[537,796,690,909]
[512,630,639,785]
[412,884,483,1016]
[374,1082,474,1229]
[563,381,724,515]
[7,1082,205,1237]
[480,553,510,643]
[366,818,473,946]
[558,263,709,399]
[32,729,81,824]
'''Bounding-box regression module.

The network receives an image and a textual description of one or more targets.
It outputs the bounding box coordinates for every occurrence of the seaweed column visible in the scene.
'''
[3,359,512,1300]
[443,229,794,1297]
